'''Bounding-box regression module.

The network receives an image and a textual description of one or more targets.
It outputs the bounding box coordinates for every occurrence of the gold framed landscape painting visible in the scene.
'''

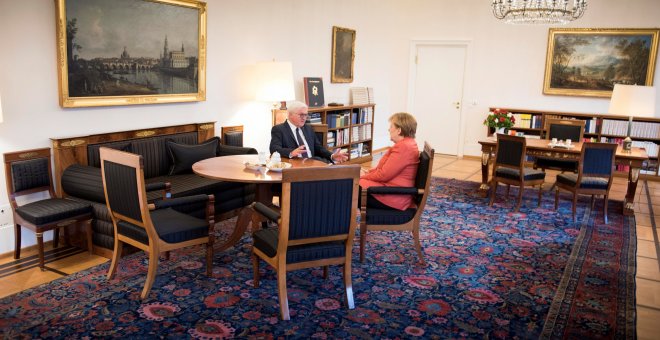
[331,26,356,83]
[55,0,207,108]
[543,28,659,98]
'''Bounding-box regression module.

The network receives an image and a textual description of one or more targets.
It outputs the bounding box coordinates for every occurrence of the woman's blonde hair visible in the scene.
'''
[389,112,417,138]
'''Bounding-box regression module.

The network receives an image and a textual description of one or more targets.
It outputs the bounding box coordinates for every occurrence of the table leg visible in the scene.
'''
[623,166,640,216]
[478,151,491,197]
[215,183,272,252]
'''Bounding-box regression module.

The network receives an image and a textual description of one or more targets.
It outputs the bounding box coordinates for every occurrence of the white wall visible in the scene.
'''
[1,0,659,253]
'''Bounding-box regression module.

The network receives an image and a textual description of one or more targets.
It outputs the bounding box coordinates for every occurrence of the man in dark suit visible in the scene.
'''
[270,101,348,163]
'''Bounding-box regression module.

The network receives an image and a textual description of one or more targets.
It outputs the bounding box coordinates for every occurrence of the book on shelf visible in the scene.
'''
[303,77,325,108]
[351,87,369,105]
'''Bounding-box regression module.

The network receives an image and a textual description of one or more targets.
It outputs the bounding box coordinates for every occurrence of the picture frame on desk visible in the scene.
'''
[55,0,207,108]
[543,28,659,98]
[331,26,355,83]
[303,77,325,108]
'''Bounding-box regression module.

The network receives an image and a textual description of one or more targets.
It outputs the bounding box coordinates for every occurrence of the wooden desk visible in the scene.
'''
[478,138,649,216]
[193,155,329,250]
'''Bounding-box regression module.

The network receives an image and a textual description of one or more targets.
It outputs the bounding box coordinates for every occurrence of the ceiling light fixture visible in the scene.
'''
[492,0,587,25]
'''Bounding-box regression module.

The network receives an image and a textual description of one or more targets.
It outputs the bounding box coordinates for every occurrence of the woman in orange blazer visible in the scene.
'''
[360,112,419,211]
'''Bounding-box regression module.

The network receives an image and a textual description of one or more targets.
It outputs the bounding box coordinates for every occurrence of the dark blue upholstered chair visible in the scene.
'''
[534,118,586,174]
[554,142,618,223]
[221,125,243,147]
[3,148,93,271]
[250,165,360,320]
[100,147,215,299]
[358,142,435,266]
[489,135,546,212]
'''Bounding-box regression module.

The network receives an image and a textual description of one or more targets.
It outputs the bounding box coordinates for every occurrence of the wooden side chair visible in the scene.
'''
[221,125,244,147]
[3,148,92,271]
[535,118,586,174]
[359,142,435,265]
[554,142,618,223]
[489,135,546,212]
[100,147,215,299]
[250,165,360,320]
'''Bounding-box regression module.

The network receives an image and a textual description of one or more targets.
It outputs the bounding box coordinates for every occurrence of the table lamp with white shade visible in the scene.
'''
[254,61,295,125]
[608,84,657,151]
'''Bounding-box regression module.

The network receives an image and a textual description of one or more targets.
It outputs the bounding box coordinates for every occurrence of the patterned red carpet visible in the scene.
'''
[0,178,636,338]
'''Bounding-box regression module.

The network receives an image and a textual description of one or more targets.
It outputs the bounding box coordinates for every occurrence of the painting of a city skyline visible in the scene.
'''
[56,0,207,107]
[543,28,659,98]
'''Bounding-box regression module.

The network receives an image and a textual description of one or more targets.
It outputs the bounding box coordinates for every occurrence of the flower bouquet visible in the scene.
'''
[484,109,515,134]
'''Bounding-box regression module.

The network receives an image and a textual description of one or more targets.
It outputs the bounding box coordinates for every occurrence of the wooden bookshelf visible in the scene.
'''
[489,107,660,178]
[307,104,375,164]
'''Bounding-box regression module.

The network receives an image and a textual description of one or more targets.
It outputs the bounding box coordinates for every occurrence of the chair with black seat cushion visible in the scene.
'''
[3,148,92,271]
[535,118,586,174]
[554,142,618,223]
[221,125,244,147]
[250,165,360,320]
[359,142,435,265]
[100,147,215,299]
[489,135,546,212]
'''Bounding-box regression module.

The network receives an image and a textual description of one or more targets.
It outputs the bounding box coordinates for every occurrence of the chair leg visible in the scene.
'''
[205,243,213,277]
[36,232,45,271]
[13,224,21,259]
[107,239,123,280]
[252,252,260,288]
[412,225,426,266]
[277,269,290,320]
[603,194,609,224]
[590,195,596,211]
[538,184,543,207]
[489,180,498,207]
[515,185,524,212]
[572,193,578,222]
[344,262,355,310]
[85,220,93,255]
[359,224,367,263]
[505,184,510,198]
[141,250,160,300]
[323,266,329,279]
[554,188,559,210]
[53,228,59,248]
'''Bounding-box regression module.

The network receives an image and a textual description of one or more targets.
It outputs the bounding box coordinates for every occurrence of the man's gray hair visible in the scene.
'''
[287,100,308,114]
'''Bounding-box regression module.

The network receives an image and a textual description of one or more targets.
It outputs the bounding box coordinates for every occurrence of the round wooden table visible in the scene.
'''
[193,154,329,250]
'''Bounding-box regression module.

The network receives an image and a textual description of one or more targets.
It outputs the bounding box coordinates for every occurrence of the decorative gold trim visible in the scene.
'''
[18,152,39,159]
[54,0,207,108]
[543,28,659,98]
[630,168,640,183]
[135,130,156,138]
[479,183,490,191]
[331,26,356,83]
[481,152,490,166]
[199,124,214,130]
[60,139,86,147]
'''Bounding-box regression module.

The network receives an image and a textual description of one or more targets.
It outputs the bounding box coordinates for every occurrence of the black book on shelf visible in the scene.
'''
[303,77,325,108]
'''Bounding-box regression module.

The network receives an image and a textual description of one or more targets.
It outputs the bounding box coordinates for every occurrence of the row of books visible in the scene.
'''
[511,113,542,129]
[601,119,660,138]
[326,112,351,128]
[327,129,350,147]
[349,143,371,158]
[641,159,659,175]
[354,108,373,124]
[351,87,374,105]
[599,137,660,158]
[351,125,371,142]
[307,112,323,124]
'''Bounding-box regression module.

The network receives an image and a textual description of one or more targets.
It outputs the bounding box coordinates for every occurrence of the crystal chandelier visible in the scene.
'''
[492,0,587,25]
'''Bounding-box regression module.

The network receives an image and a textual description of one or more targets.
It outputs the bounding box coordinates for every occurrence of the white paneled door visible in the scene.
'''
[409,42,468,156]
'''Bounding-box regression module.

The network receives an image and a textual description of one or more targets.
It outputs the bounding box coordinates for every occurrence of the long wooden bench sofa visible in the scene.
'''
[51,122,256,258]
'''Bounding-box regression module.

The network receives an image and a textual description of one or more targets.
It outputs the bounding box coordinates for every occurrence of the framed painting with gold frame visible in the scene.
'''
[543,28,659,98]
[55,0,207,108]
[331,26,355,83]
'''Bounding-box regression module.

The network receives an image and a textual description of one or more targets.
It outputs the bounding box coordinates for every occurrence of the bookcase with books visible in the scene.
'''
[488,107,660,178]
[306,104,375,164]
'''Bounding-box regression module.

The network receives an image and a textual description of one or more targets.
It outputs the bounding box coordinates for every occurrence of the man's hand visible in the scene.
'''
[331,149,349,163]
[290,145,307,158]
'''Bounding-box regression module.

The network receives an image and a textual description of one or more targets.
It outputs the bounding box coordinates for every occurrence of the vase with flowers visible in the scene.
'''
[484,108,515,135]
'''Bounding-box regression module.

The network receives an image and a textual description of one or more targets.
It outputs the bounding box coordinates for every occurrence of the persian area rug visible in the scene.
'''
[0,178,636,338]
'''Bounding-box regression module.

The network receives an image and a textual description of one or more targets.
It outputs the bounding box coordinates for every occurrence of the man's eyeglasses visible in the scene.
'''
[297,114,309,119]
